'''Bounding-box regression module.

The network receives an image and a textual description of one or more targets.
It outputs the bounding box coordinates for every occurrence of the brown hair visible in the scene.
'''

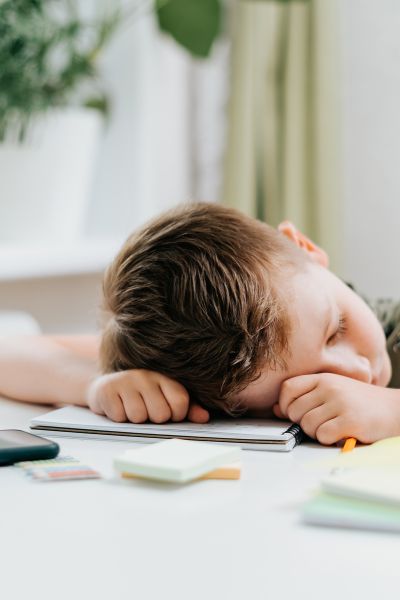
[100,202,303,415]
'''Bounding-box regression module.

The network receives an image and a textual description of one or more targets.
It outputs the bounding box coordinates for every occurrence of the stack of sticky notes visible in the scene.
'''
[114,438,242,483]
[302,436,400,533]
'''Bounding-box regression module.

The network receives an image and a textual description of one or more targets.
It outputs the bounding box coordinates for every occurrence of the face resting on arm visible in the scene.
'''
[240,221,391,414]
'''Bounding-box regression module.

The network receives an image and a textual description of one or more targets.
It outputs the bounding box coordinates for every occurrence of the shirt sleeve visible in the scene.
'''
[367,297,400,388]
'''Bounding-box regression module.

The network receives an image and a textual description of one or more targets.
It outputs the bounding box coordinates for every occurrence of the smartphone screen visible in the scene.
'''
[0,429,55,449]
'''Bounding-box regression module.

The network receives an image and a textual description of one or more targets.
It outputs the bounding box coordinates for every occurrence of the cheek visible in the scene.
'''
[236,369,284,412]
[350,301,387,356]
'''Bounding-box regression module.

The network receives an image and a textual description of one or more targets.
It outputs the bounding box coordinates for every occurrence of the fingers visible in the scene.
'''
[297,404,338,440]
[279,374,320,417]
[100,394,127,423]
[87,377,127,422]
[120,378,172,423]
[120,391,148,424]
[278,374,339,443]
[158,377,190,422]
[88,370,203,425]
[158,374,210,423]
[187,403,210,423]
[285,391,324,424]
[272,404,286,419]
[315,417,347,445]
[156,376,210,423]
[112,374,190,424]
[139,385,172,424]
[315,410,360,445]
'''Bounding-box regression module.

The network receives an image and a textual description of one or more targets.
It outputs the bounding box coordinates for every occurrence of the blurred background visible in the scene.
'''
[0,0,399,336]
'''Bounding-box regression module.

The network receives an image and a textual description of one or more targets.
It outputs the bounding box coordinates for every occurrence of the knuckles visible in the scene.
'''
[123,403,148,424]
[128,412,148,424]
[317,373,344,394]
[299,412,316,436]
[279,379,295,397]
[315,422,340,445]
[105,403,127,423]
[170,392,189,412]
[90,369,190,424]
[150,410,172,424]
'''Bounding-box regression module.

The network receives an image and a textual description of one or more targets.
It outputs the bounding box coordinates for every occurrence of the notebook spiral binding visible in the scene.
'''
[284,424,304,445]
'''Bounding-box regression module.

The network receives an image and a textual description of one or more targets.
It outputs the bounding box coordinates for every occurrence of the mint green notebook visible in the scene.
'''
[302,492,400,533]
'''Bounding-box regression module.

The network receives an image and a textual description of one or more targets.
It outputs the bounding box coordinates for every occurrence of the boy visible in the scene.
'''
[1,203,400,445]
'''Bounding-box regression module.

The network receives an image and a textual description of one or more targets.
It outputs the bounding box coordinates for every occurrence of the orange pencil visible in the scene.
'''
[342,437,357,453]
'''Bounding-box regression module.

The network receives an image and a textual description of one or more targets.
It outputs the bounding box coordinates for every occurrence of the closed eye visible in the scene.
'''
[327,314,347,344]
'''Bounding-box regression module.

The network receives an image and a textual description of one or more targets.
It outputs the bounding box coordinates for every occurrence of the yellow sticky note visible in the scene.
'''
[311,436,400,470]
[199,463,241,480]
[322,466,400,504]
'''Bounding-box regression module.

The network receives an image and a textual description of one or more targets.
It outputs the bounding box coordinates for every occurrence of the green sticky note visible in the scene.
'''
[302,492,400,533]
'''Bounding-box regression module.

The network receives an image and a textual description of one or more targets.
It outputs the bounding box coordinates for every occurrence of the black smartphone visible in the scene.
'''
[0,429,59,466]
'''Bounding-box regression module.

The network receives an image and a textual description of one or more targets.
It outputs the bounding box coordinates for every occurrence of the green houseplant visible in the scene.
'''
[0,0,223,243]
[0,0,121,141]
[0,0,124,243]
[0,0,222,140]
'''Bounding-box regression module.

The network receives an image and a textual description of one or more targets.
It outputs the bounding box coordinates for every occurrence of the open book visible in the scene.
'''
[30,406,303,452]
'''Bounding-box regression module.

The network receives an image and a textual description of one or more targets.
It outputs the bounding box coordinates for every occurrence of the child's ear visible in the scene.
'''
[278,221,329,268]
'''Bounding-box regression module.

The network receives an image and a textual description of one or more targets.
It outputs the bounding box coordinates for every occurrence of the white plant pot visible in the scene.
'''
[0,109,102,243]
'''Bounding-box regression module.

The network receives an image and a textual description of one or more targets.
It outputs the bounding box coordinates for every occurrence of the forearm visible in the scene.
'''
[0,336,99,407]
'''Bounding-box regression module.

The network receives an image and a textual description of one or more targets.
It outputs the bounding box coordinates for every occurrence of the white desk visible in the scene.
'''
[1,398,399,600]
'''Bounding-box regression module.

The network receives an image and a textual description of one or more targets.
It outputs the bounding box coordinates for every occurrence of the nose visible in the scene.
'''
[323,351,372,384]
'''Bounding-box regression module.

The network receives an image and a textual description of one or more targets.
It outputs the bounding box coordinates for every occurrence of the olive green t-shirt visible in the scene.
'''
[367,297,400,388]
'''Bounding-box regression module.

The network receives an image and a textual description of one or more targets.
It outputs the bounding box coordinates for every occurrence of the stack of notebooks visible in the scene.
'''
[302,437,400,533]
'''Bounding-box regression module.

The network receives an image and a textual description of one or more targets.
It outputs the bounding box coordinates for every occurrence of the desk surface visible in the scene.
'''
[1,398,399,600]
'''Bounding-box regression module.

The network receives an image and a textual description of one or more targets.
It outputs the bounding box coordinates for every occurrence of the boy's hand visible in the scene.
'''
[276,373,400,445]
[87,370,210,424]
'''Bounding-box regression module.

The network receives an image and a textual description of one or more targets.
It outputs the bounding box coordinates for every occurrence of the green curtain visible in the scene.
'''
[222,0,342,272]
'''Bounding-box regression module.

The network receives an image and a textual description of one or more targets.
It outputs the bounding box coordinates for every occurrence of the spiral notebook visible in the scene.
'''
[30,406,304,451]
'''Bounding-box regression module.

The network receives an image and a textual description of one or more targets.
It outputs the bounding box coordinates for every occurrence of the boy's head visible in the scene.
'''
[100,202,392,417]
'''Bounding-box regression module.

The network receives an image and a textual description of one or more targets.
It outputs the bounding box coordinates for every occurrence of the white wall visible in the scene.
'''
[86,12,193,240]
[339,0,400,299]
[0,275,103,334]
[85,9,229,242]
[0,10,229,334]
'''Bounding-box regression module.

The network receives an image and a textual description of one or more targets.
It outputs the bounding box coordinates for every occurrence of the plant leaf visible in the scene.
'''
[155,0,221,58]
